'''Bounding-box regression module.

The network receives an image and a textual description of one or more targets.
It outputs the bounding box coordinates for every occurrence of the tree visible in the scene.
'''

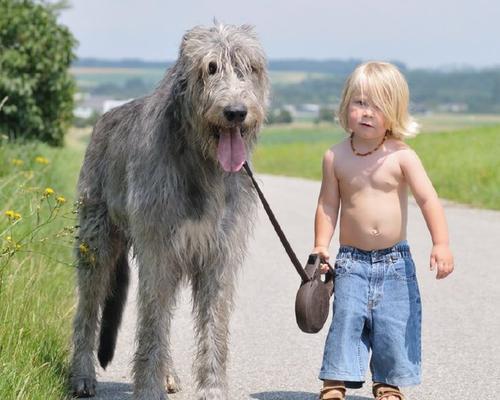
[0,0,77,146]
[267,108,293,124]
[316,107,335,123]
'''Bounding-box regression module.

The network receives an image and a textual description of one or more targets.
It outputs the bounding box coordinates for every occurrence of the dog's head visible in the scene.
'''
[172,23,270,172]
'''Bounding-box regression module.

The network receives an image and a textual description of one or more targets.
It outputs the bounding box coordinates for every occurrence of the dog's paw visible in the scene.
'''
[72,377,97,398]
[197,387,227,400]
[133,388,167,400]
[166,373,181,393]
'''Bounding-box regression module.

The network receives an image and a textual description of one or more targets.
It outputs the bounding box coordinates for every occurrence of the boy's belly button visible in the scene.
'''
[370,228,381,236]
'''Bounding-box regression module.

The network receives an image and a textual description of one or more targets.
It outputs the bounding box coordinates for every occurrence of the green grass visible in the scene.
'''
[70,67,165,89]
[254,123,343,178]
[254,122,500,210]
[409,125,500,210]
[418,113,500,132]
[0,140,84,400]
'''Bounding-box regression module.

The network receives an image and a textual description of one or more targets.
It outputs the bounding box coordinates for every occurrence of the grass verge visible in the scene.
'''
[0,140,84,400]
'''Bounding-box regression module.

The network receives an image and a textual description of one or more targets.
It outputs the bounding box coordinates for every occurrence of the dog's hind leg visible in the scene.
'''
[71,203,127,398]
[132,249,181,400]
[165,352,181,393]
[191,265,236,400]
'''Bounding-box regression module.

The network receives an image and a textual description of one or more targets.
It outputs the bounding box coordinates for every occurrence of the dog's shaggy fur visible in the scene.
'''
[70,24,269,400]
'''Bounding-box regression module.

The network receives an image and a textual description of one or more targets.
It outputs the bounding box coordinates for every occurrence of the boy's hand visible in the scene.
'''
[312,246,330,274]
[430,244,454,279]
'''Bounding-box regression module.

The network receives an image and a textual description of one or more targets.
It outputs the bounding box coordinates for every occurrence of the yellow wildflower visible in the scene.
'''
[56,196,66,204]
[11,159,24,166]
[6,236,12,242]
[79,243,89,254]
[34,156,49,165]
[5,210,21,220]
[44,187,55,196]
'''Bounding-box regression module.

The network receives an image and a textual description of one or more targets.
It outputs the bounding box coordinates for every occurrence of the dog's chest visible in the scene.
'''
[175,198,241,257]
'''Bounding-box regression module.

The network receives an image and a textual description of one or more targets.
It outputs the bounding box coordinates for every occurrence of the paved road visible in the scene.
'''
[92,175,500,400]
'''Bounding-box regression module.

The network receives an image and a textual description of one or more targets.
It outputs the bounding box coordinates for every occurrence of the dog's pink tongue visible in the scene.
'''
[217,127,246,172]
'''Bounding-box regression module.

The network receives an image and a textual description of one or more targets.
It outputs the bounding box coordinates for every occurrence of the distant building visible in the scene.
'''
[295,103,320,120]
[102,99,134,113]
[74,106,94,119]
[73,92,135,117]
[437,103,468,113]
[300,104,320,113]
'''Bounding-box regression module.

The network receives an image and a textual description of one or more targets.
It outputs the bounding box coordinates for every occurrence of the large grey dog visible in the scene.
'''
[71,24,269,400]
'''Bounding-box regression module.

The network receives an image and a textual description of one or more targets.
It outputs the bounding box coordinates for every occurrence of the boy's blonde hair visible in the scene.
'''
[337,61,419,139]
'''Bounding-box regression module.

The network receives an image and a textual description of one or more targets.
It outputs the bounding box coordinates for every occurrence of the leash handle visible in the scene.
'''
[243,162,311,283]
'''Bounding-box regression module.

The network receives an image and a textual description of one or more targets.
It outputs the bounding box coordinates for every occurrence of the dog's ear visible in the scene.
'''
[170,71,187,100]
[179,25,207,54]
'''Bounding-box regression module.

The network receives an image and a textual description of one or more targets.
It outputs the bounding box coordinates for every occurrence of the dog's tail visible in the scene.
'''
[97,251,130,369]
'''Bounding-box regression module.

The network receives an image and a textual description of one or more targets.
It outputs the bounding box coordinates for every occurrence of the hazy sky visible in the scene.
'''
[59,0,500,69]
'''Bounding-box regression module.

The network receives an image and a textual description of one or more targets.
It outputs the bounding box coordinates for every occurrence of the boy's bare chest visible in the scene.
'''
[335,154,404,193]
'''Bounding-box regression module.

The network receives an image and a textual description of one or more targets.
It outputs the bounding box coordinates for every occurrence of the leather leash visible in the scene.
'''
[243,161,311,283]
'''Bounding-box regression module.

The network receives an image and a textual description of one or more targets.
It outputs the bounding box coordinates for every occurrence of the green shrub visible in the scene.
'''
[0,0,77,146]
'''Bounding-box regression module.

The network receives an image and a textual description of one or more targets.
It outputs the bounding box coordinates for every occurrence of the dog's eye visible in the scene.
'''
[208,62,217,75]
[235,67,244,79]
[251,65,258,74]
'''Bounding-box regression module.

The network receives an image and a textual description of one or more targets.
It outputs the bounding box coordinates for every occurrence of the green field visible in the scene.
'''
[71,67,166,89]
[418,113,500,132]
[71,67,333,89]
[254,122,500,210]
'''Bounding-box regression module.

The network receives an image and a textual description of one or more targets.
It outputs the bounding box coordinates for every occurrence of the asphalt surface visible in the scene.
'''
[92,174,500,400]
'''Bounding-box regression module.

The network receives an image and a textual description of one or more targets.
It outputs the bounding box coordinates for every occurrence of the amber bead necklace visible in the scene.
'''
[350,131,388,156]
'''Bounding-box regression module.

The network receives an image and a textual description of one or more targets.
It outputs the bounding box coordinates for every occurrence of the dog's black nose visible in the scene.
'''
[223,105,247,123]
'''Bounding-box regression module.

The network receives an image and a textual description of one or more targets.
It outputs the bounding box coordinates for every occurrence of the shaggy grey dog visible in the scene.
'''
[70,23,269,400]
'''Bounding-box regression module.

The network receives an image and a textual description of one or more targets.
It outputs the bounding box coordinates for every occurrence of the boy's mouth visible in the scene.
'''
[360,122,373,128]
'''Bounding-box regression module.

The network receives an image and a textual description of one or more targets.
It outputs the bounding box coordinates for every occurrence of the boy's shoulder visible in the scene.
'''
[387,137,410,150]
[321,139,350,167]
[328,138,351,156]
[386,138,418,158]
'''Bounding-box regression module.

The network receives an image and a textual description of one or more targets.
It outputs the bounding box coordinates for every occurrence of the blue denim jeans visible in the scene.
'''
[319,240,421,388]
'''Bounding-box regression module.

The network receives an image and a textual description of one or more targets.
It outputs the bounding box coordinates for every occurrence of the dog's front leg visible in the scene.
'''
[191,265,236,400]
[132,253,180,400]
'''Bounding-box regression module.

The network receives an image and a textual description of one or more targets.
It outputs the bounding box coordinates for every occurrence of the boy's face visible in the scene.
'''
[348,93,387,140]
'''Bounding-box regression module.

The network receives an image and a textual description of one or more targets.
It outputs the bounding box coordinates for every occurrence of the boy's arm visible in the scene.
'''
[400,149,454,279]
[313,149,340,270]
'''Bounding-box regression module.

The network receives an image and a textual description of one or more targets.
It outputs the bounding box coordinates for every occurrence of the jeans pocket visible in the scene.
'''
[389,257,416,281]
[334,256,353,278]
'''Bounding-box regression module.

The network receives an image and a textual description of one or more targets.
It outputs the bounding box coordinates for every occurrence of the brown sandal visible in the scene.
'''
[319,385,346,400]
[372,383,405,400]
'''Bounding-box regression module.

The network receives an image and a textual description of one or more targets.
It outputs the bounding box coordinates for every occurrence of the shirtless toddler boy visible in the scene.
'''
[313,61,454,400]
